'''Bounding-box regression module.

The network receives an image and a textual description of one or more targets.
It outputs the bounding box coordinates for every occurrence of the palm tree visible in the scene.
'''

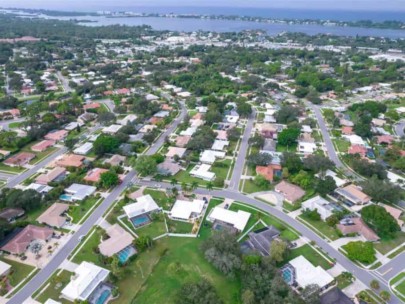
[171,187,179,197]
[181,182,189,194]
[191,181,199,191]
[206,182,214,192]
[170,178,178,186]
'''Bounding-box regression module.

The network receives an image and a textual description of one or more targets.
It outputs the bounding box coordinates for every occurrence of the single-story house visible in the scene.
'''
[123,195,161,219]
[301,125,313,133]
[381,204,404,227]
[208,207,251,232]
[1,225,54,255]
[240,226,280,256]
[275,181,305,204]
[190,164,216,181]
[337,217,379,241]
[298,141,317,154]
[316,170,346,188]
[83,102,101,110]
[175,135,191,147]
[200,150,226,164]
[157,160,182,176]
[36,167,66,185]
[348,144,367,157]
[63,184,97,201]
[343,134,365,146]
[255,164,282,182]
[341,126,353,135]
[139,124,157,134]
[0,150,11,159]
[56,154,85,168]
[25,183,53,194]
[31,140,55,152]
[286,255,334,290]
[320,287,353,304]
[37,203,69,228]
[166,147,187,159]
[0,208,25,222]
[211,140,229,151]
[179,127,197,137]
[98,224,135,257]
[105,154,126,166]
[262,139,276,152]
[376,135,394,145]
[335,184,371,205]
[44,130,68,142]
[102,124,122,134]
[117,114,138,126]
[4,152,35,167]
[301,196,334,221]
[73,142,93,155]
[61,262,110,302]
[154,110,170,118]
[169,199,205,221]
[214,130,228,141]
[64,122,82,131]
[83,168,109,183]
[0,260,11,277]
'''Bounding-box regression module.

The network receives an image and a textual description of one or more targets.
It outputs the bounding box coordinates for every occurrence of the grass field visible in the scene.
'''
[336,272,354,289]
[166,217,194,234]
[374,232,405,255]
[71,228,103,266]
[36,270,72,304]
[211,159,232,180]
[298,215,341,241]
[68,196,101,224]
[0,162,25,173]
[132,237,241,304]
[334,139,350,152]
[284,244,333,270]
[242,179,273,194]
[174,165,208,187]
[135,219,167,238]
[0,258,35,288]
[143,188,172,209]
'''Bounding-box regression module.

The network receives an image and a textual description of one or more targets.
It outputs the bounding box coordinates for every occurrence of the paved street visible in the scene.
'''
[8,102,187,304]
[394,121,405,138]
[56,71,72,93]
[228,109,256,190]
[376,252,405,281]
[98,98,116,113]
[0,117,26,131]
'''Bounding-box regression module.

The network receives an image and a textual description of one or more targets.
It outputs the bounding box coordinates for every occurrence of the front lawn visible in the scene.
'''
[242,179,272,194]
[211,159,232,180]
[143,188,173,209]
[133,237,241,304]
[68,196,101,224]
[173,165,208,187]
[71,228,102,266]
[334,139,350,152]
[284,244,333,270]
[374,232,405,255]
[0,162,24,173]
[36,270,72,304]
[0,258,35,288]
[298,215,341,241]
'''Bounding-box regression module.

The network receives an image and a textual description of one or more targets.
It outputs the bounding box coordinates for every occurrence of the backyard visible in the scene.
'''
[0,257,35,288]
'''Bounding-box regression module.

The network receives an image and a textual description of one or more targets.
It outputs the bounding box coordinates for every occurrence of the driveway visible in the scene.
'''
[253,191,284,206]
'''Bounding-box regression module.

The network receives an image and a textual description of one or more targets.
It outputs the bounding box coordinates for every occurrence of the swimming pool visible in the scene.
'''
[131,215,150,227]
[95,289,111,304]
[59,194,73,202]
[281,265,295,285]
[117,246,136,263]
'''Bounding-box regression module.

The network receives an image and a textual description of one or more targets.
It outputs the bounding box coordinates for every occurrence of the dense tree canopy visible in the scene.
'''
[361,205,400,239]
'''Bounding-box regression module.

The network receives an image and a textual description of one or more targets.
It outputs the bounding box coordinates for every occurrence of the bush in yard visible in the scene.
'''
[379,290,391,301]
[361,205,400,239]
[342,241,376,264]
[213,177,225,188]
[302,208,321,221]
[370,279,380,290]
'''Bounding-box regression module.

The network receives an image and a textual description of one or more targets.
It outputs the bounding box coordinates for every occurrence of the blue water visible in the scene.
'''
[59,194,73,202]
[95,290,110,304]
[117,246,136,263]
[131,215,150,227]
[282,267,294,284]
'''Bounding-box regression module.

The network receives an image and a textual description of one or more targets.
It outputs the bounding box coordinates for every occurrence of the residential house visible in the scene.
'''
[0,208,25,222]
[0,260,11,277]
[298,141,317,154]
[62,184,97,201]
[211,140,229,151]
[55,154,85,168]
[169,199,206,222]
[335,184,371,205]
[200,150,226,164]
[123,195,161,220]
[255,164,282,182]
[83,168,109,183]
[105,154,126,166]
[1,225,54,255]
[240,226,280,256]
[37,203,69,228]
[341,126,353,135]
[98,224,135,257]
[376,135,394,145]
[343,134,365,146]
[381,204,404,227]
[61,262,110,302]
[175,135,191,147]
[320,287,353,304]
[190,164,215,181]
[31,140,55,152]
[348,144,367,157]
[44,130,68,142]
[315,170,346,188]
[36,167,66,185]
[117,114,137,126]
[166,147,187,159]
[256,123,281,139]
[275,181,305,204]
[301,196,335,221]
[73,142,93,155]
[157,160,182,176]
[83,102,101,111]
[337,217,379,241]
[261,139,276,153]
[214,130,228,141]
[25,183,53,194]
[179,127,197,136]
[102,124,122,134]
[208,207,251,232]
[4,152,35,167]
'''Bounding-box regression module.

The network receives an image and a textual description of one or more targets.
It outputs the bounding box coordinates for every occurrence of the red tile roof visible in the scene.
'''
[256,164,282,182]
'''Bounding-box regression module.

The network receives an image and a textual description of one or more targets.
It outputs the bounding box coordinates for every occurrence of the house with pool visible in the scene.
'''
[61,261,113,304]
[123,195,161,228]
[60,183,97,202]
[98,224,136,264]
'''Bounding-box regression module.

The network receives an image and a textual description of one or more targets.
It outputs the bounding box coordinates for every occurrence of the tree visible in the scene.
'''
[301,284,320,304]
[254,175,269,189]
[302,208,321,221]
[176,279,223,304]
[111,255,123,279]
[206,182,214,191]
[100,171,119,188]
[98,111,116,125]
[277,128,300,146]
[93,134,120,156]
[247,153,272,167]
[187,126,216,151]
[191,181,199,190]
[201,230,242,277]
[303,155,334,174]
[1,189,42,212]
[64,137,78,151]
[291,170,313,189]
[135,235,153,251]
[342,241,376,264]
[315,176,337,197]
[134,155,157,176]
[226,127,241,141]
[237,102,252,118]
[360,175,402,204]
[248,133,265,148]
[170,178,178,186]
[361,205,400,239]
[370,279,380,290]
[281,152,303,174]
[269,240,288,263]
[275,105,300,124]
[380,290,391,301]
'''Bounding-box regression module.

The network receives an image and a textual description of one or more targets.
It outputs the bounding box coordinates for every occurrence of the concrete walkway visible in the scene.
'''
[342,280,366,298]
[327,263,346,277]
[253,191,284,206]
[329,236,364,250]
[288,209,302,219]
[60,260,79,272]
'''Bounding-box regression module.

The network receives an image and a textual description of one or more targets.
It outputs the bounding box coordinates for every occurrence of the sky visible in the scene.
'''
[0,0,404,11]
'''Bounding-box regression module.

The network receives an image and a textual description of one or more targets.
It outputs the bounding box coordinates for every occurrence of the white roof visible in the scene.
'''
[343,134,365,146]
[289,255,333,289]
[208,207,251,231]
[298,141,317,153]
[145,93,159,101]
[61,262,110,301]
[226,115,239,123]
[301,125,312,133]
[200,150,226,164]
[190,164,215,181]
[0,260,11,276]
[170,199,205,220]
[180,127,197,136]
[44,300,61,304]
[177,91,191,97]
[316,169,346,187]
[65,184,96,199]
[73,142,93,155]
[102,124,122,134]
[123,194,160,218]
[196,106,208,113]
[211,140,229,151]
[118,114,138,125]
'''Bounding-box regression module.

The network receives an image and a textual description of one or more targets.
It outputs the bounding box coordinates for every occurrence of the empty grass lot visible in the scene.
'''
[334,139,350,152]
[143,188,173,209]
[135,219,167,238]
[242,179,273,194]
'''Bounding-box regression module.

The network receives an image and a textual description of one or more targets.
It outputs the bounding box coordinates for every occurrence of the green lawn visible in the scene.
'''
[0,162,25,173]
[211,159,232,181]
[135,219,167,238]
[391,273,405,302]
[242,179,273,194]
[334,139,350,152]
[0,258,35,288]
[8,122,23,129]
[68,196,101,224]
[71,228,103,266]
[298,215,341,241]
[391,272,405,286]
[23,202,53,224]
[388,245,405,259]
[166,217,194,234]
[284,244,333,270]
[336,272,354,289]
[276,143,297,153]
[282,201,301,212]
[35,270,72,304]
[173,165,208,187]
[374,232,405,254]
[133,237,241,304]
[143,188,172,209]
